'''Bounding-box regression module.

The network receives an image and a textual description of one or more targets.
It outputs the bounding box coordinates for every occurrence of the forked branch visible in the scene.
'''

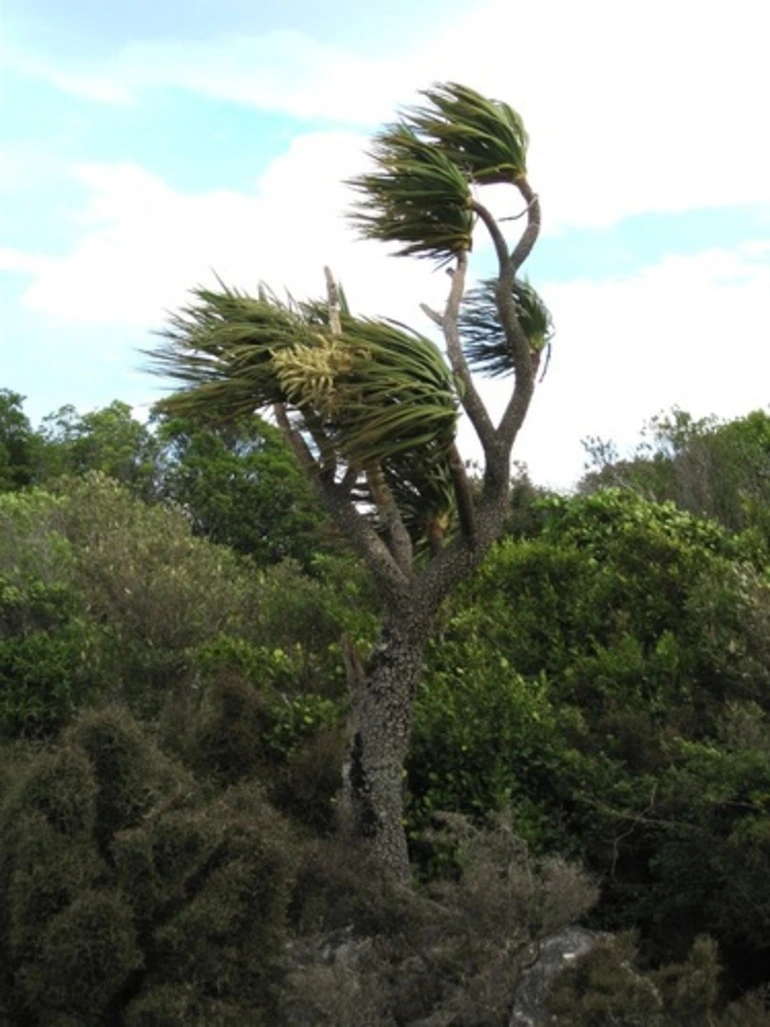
[438,251,497,454]
[366,462,414,573]
[497,180,542,449]
[274,402,410,599]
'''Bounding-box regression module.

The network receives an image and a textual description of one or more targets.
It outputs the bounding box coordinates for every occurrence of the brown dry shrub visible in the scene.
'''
[65,706,189,848]
[186,671,273,784]
[269,726,346,832]
[283,811,598,1027]
[546,933,664,1026]
[15,889,142,1020]
[716,985,770,1026]
[1,705,298,1026]
[546,932,768,1027]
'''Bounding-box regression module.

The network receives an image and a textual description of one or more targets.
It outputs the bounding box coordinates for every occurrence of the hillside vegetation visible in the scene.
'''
[1,391,769,1024]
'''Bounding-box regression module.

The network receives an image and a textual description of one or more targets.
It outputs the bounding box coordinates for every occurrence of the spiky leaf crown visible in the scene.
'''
[348,82,529,263]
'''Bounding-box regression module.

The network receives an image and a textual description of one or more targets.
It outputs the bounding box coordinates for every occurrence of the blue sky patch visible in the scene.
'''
[2,0,768,488]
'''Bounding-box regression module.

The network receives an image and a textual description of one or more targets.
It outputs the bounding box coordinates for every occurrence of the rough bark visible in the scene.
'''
[340,610,432,882]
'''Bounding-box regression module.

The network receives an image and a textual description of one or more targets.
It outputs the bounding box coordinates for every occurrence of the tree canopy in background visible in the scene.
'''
[0,390,42,492]
[581,407,770,549]
[152,414,330,566]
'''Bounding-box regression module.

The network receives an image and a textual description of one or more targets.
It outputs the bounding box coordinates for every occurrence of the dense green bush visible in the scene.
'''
[409,639,563,849]
[0,488,71,583]
[1,476,261,717]
[187,664,342,770]
[0,587,102,738]
[640,735,770,965]
[46,475,366,709]
[0,491,106,737]
[183,652,345,832]
[410,488,770,992]
[50,474,256,701]
[153,414,330,567]
[245,554,379,695]
[0,478,365,736]
[0,706,296,1025]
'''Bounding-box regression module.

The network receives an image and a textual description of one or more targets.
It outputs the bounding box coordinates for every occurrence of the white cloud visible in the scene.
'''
[515,242,770,488]
[3,141,768,489]
[4,30,397,120]
[0,249,54,277]
[5,0,770,229]
[2,141,451,331]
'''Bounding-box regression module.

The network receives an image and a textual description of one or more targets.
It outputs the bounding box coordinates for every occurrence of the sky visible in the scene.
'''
[1,0,768,490]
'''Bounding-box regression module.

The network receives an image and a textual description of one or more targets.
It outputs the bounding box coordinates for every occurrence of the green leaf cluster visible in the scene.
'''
[148,287,465,549]
[151,289,459,470]
[153,414,329,567]
[412,82,529,185]
[349,82,529,262]
[349,124,474,262]
[0,389,42,491]
[460,277,554,377]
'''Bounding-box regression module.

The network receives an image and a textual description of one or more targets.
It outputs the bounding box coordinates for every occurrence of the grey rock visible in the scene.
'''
[509,927,609,1027]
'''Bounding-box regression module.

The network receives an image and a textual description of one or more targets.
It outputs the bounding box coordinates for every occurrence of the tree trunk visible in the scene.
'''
[341,611,431,883]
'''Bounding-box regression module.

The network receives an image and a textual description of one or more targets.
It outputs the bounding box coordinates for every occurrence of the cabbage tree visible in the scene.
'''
[148,82,551,880]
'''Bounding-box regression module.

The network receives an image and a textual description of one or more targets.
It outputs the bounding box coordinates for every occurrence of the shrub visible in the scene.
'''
[0,585,103,737]
[409,638,563,849]
[284,813,597,1026]
[413,488,770,996]
[546,932,767,1027]
[0,493,104,737]
[0,706,297,1025]
[18,890,142,1021]
[546,933,666,1026]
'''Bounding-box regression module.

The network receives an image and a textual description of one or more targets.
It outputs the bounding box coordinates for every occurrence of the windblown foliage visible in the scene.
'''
[348,126,474,262]
[148,288,462,546]
[151,291,458,463]
[410,82,529,185]
[460,277,554,377]
[348,82,529,262]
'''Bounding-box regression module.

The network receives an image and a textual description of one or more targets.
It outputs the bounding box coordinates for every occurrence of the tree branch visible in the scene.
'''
[419,303,442,327]
[469,198,509,271]
[415,499,505,623]
[509,178,541,274]
[324,265,342,337]
[274,402,410,601]
[464,197,533,486]
[301,409,337,480]
[447,441,477,543]
[339,463,361,495]
[274,402,321,477]
[365,462,414,574]
[496,180,542,451]
[439,251,497,453]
